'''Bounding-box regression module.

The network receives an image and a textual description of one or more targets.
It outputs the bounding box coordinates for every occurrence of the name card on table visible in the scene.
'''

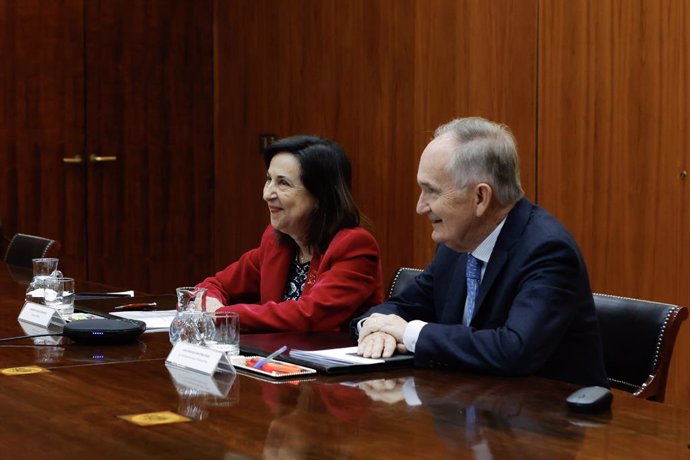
[18,321,62,345]
[166,364,236,397]
[18,302,66,328]
[165,342,235,376]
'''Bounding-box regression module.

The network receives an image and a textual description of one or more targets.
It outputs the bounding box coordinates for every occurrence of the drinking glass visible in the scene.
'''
[44,277,75,317]
[204,311,240,356]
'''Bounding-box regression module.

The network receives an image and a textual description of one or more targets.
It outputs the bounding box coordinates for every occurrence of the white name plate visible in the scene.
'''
[18,302,66,328]
[166,364,236,397]
[165,342,235,376]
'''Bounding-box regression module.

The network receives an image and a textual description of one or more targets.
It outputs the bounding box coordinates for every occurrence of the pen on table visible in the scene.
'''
[258,362,303,374]
[244,358,302,374]
[253,345,288,369]
[113,302,158,311]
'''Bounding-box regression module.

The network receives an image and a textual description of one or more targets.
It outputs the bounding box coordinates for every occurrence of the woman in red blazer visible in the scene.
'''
[197,135,383,332]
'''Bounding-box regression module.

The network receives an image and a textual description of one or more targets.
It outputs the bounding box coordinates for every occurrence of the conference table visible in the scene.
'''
[1,263,689,459]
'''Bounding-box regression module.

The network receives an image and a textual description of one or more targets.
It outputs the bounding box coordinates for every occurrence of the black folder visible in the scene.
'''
[239,331,414,375]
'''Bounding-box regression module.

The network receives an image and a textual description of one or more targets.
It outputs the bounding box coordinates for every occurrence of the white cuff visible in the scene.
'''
[402,320,427,353]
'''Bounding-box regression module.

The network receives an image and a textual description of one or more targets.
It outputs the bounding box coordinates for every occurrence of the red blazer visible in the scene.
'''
[197,225,383,332]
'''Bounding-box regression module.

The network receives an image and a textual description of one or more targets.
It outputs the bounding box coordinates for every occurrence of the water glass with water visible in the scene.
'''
[204,311,240,356]
[43,277,75,317]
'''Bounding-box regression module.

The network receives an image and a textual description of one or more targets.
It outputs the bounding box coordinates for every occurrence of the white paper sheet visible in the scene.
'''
[289,346,385,366]
[110,309,176,332]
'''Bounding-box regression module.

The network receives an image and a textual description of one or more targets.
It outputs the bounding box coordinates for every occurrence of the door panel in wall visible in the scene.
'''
[84,0,214,293]
[0,0,87,279]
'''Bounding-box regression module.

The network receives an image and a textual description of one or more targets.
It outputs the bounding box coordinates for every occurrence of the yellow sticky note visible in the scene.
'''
[119,411,191,426]
[1,365,49,376]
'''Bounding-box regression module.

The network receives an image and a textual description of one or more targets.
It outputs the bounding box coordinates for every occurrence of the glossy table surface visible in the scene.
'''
[2,263,690,459]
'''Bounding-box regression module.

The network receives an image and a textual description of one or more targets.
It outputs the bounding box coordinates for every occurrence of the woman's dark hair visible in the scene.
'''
[264,135,360,253]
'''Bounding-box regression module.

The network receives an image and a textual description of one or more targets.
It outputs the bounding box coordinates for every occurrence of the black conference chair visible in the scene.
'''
[388,267,688,402]
[594,293,687,402]
[387,267,423,299]
[3,233,61,268]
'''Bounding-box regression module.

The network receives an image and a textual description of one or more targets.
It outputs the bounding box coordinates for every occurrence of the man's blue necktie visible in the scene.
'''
[463,255,482,326]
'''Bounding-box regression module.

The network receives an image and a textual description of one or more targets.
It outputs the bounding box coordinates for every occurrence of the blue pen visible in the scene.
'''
[253,345,288,369]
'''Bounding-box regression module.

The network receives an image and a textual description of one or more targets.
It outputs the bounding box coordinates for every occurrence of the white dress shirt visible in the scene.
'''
[402,218,506,352]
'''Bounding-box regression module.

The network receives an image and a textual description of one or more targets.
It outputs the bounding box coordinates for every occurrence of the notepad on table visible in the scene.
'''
[289,346,388,366]
[110,310,176,332]
[287,346,413,374]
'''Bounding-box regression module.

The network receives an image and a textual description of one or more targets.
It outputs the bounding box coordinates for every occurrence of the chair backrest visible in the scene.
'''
[3,233,61,268]
[594,293,688,401]
[388,267,424,299]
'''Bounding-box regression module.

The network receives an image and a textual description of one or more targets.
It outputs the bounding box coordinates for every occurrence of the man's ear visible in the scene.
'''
[474,183,493,217]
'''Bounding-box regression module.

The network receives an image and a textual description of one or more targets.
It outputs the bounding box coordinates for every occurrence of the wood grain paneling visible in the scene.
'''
[413,0,538,265]
[674,0,690,410]
[1,1,214,293]
[538,0,690,407]
[0,0,87,278]
[85,0,214,292]
[215,0,417,283]
[215,0,537,284]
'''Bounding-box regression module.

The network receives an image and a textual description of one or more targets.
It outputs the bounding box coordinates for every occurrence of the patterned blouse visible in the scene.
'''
[282,253,311,301]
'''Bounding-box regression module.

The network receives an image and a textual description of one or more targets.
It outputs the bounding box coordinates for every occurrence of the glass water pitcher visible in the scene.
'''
[169,286,215,345]
[25,258,62,305]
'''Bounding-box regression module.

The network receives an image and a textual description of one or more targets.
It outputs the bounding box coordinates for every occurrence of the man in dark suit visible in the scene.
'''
[355,117,608,386]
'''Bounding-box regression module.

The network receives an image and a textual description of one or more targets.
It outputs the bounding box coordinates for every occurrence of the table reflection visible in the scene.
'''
[260,380,371,459]
[166,365,239,420]
[351,375,592,459]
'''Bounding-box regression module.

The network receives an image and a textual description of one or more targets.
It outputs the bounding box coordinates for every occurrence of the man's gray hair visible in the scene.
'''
[434,117,524,205]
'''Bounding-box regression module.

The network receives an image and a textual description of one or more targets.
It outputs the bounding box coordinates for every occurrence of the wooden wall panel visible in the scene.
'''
[538,0,690,407]
[86,0,214,292]
[413,0,538,265]
[1,0,214,294]
[215,0,537,284]
[215,0,417,284]
[0,0,87,278]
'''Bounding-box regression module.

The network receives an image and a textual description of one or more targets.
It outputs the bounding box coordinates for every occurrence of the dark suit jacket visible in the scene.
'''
[354,198,608,387]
